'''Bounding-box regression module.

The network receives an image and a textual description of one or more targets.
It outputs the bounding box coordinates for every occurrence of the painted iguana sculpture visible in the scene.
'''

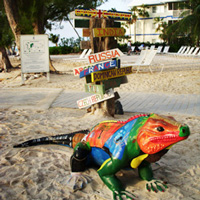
[14,113,190,200]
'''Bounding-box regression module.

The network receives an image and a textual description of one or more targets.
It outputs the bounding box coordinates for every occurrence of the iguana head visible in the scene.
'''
[137,114,190,155]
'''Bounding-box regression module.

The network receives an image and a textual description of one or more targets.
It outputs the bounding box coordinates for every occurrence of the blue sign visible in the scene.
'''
[80,59,120,78]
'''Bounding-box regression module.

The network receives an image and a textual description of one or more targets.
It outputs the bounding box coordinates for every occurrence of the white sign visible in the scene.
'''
[20,34,49,73]
[77,89,114,109]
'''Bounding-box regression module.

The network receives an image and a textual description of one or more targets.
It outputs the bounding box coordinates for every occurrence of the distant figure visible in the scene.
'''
[138,44,144,51]
[134,45,140,53]
[127,40,131,55]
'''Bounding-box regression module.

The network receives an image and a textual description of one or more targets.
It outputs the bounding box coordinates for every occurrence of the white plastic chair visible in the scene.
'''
[162,46,170,54]
[157,46,163,53]
[79,49,88,58]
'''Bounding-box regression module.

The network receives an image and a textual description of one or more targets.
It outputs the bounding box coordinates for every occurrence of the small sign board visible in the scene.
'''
[103,76,128,90]
[77,89,114,109]
[85,83,105,95]
[74,9,131,21]
[93,28,125,37]
[80,41,91,49]
[74,19,90,28]
[83,29,90,37]
[91,66,132,82]
[20,34,49,73]
[79,59,118,78]
[20,34,49,84]
[87,48,123,64]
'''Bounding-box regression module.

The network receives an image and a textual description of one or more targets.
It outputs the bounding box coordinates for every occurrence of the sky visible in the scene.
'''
[47,0,133,46]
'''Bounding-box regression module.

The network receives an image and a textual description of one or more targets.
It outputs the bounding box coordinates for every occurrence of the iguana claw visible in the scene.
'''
[146,180,168,193]
[67,172,92,191]
[113,190,138,200]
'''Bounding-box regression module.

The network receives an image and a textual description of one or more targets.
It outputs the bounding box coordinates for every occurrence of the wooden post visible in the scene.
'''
[89,18,118,116]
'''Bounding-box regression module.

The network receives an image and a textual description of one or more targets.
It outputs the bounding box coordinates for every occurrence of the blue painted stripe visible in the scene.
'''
[137,15,183,20]
[125,33,160,36]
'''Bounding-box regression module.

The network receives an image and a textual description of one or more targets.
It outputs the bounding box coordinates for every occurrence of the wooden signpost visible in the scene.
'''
[70,8,132,116]
[93,28,125,37]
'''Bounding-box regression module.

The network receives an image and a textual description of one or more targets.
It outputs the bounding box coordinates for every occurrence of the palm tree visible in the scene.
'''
[129,4,149,42]
[129,6,138,42]
[49,34,60,47]
[154,17,169,43]
[167,0,200,46]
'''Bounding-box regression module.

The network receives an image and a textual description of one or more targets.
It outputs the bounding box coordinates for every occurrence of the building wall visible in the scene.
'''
[127,2,188,43]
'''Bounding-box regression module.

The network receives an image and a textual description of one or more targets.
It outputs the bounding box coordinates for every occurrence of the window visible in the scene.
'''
[152,6,157,13]
[168,20,178,26]
[168,2,181,10]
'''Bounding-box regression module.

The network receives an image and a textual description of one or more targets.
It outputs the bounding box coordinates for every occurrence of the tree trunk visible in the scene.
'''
[0,46,13,71]
[3,0,21,53]
[89,18,117,116]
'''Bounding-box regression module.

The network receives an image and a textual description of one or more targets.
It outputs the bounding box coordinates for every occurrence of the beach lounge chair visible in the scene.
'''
[182,47,194,57]
[168,46,184,56]
[84,49,92,58]
[162,46,170,54]
[191,47,200,56]
[136,50,158,73]
[192,47,200,57]
[122,50,160,73]
[157,46,163,53]
[150,45,155,50]
[122,49,148,66]
[79,49,88,58]
[181,46,191,56]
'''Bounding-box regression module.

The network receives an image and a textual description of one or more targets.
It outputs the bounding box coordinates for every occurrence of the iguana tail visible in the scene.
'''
[13,130,89,148]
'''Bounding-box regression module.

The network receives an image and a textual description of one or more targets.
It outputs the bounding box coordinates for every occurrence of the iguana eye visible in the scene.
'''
[156,127,165,132]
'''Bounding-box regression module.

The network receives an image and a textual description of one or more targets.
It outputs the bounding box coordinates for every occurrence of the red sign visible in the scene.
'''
[87,48,123,64]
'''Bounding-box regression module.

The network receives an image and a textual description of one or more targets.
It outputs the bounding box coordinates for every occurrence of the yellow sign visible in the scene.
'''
[93,28,125,37]
[74,9,132,21]
[91,66,132,82]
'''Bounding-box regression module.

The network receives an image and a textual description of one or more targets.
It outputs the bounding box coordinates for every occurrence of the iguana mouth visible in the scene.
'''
[149,133,185,143]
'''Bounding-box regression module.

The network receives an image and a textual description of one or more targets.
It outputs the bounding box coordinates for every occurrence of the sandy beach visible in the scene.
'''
[0,53,200,200]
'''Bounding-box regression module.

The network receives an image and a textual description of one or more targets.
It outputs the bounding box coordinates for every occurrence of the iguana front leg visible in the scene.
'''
[98,158,137,200]
[138,161,167,192]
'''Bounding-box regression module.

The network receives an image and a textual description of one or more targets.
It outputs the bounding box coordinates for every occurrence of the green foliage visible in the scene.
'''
[0,2,14,47]
[49,46,73,54]
[49,33,60,46]
[167,0,200,46]
[49,37,82,54]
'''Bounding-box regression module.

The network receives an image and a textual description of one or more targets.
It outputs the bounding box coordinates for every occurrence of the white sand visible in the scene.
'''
[0,54,200,200]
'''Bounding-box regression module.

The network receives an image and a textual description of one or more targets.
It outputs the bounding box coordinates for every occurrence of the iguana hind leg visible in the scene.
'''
[68,142,92,191]
[70,142,91,172]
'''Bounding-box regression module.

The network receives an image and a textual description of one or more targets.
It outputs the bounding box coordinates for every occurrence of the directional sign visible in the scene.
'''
[91,66,132,82]
[83,29,90,37]
[85,83,105,95]
[80,59,119,78]
[93,28,125,37]
[87,48,123,64]
[80,41,91,49]
[77,89,114,109]
[103,76,128,90]
[74,9,131,21]
[75,19,90,28]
